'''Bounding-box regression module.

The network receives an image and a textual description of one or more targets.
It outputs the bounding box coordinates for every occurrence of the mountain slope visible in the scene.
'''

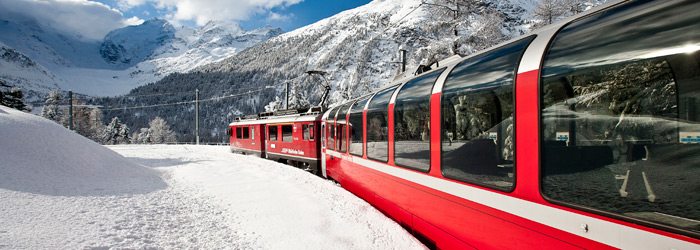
[104,0,550,142]
[0,17,280,97]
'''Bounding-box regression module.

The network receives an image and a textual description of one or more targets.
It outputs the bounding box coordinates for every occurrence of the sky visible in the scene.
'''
[95,0,372,31]
[0,0,370,41]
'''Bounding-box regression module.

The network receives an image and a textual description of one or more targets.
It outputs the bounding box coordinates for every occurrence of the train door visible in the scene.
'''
[259,124,267,158]
[321,122,327,178]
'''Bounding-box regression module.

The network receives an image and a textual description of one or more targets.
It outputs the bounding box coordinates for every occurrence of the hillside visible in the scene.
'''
[104,0,604,142]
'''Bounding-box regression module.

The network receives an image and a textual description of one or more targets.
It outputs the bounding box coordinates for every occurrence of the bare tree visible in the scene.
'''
[533,0,569,28]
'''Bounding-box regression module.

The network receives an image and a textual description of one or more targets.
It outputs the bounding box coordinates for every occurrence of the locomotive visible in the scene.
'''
[230,0,700,248]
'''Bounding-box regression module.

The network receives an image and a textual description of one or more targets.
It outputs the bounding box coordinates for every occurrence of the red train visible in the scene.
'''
[229,108,323,175]
[231,0,700,248]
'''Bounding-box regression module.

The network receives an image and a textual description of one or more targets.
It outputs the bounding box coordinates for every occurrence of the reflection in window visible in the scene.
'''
[337,104,352,153]
[394,69,444,171]
[327,107,339,150]
[541,0,700,235]
[441,37,532,191]
[269,126,278,141]
[303,124,312,141]
[329,125,335,150]
[282,125,293,142]
[367,86,399,162]
[350,96,371,156]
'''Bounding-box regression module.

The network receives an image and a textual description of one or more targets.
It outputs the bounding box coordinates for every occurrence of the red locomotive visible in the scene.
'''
[229,108,323,175]
[232,0,700,248]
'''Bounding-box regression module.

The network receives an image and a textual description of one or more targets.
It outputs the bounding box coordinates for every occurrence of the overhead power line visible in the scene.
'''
[100,89,265,111]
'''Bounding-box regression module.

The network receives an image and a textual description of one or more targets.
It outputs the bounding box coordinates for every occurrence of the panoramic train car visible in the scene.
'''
[321,0,700,248]
[230,109,323,174]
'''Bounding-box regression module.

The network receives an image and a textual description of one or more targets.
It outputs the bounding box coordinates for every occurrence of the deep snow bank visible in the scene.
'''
[0,106,165,196]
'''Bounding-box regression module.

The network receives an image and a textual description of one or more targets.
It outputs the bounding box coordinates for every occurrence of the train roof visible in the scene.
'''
[229,109,322,126]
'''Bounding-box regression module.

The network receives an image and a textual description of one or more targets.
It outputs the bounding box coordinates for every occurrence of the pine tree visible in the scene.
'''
[103,117,130,145]
[41,90,64,124]
[0,85,31,112]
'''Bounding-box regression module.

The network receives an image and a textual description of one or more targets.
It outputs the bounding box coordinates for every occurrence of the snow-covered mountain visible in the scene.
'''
[107,0,606,143]
[0,17,280,97]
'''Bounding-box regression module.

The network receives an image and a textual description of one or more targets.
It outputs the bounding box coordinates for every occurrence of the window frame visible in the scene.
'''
[393,68,446,172]
[366,85,400,163]
[336,102,353,153]
[439,36,534,193]
[349,95,372,157]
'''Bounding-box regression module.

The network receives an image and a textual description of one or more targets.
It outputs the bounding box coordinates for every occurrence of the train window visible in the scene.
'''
[540,0,700,235]
[441,37,533,191]
[337,124,346,152]
[350,96,371,156]
[309,124,314,140]
[327,106,340,150]
[367,85,399,162]
[395,68,445,172]
[236,127,242,139]
[282,125,293,142]
[328,124,335,150]
[242,127,250,139]
[337,103,352,153]
[303,124,310,141]
[251,126,255,140]
[269,126,278,141]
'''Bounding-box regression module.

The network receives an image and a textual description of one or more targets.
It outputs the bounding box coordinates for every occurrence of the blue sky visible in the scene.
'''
[94,0,371,32]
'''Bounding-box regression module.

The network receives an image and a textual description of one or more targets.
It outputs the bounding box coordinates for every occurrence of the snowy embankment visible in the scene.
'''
[0,106,423,249]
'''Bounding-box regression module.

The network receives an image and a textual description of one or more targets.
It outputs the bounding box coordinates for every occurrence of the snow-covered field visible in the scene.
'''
[0,106,424,249]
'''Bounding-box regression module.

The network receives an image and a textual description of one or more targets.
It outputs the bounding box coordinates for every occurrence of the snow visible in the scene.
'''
[0,105,424,249]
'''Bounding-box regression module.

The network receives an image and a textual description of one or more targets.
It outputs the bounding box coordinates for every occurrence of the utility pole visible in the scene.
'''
[195,88,199,145]
[285,81,289,110]
[68,90,73,131]
[400,49,407,73]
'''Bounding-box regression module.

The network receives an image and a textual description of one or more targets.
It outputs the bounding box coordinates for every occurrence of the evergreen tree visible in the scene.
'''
[132,128,151,144]
[0,83,31,112]
[103,117,130,145]
[41,90,65,124]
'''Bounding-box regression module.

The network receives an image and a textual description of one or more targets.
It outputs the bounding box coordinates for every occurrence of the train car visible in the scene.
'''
[230,109,323,175]
[229,117,266,157]
[321,0,700,249]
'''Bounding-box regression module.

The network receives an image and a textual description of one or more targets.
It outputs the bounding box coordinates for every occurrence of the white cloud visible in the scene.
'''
[0,0,142,41]
[116,0,147,10]
[267,12,292,22]
[120,0,303,26]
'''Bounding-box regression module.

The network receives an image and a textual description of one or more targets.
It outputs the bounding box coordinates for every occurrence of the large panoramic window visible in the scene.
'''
[336,103,352,153]
[367,85,399,162]
[441,37,532,191]
[394,69,444,172]
[540,0,700,236]
[349,95,371,156]
[327,106,340,150]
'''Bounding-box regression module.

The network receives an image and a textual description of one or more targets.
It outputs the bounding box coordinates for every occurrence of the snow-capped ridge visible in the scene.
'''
[100,19,176,67]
